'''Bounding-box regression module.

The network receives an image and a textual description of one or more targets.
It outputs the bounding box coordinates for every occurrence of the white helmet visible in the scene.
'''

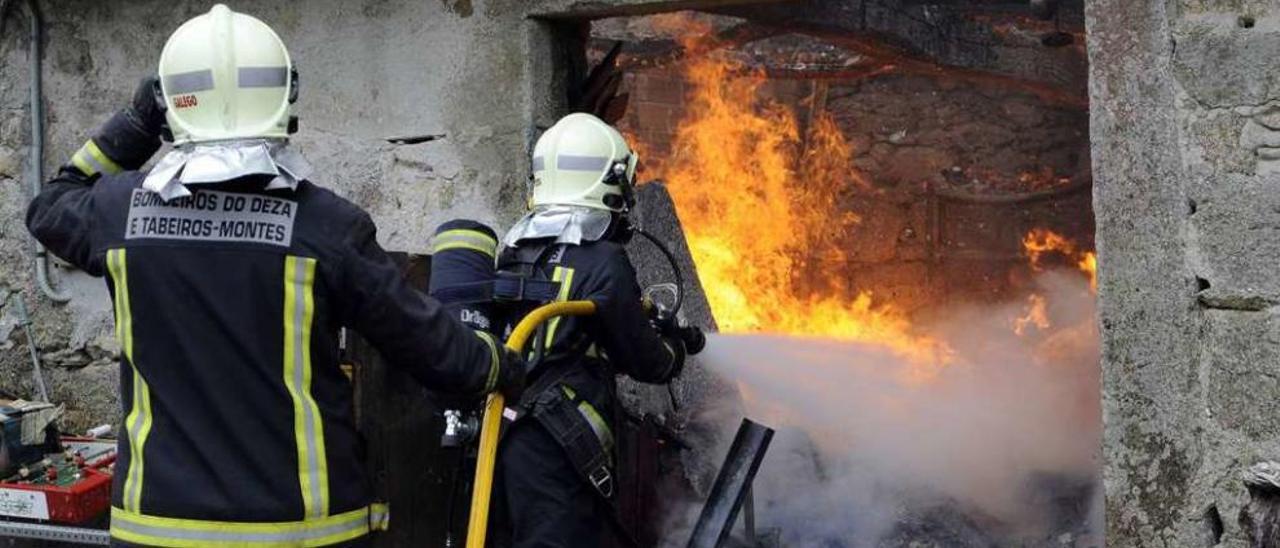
[157,4,297,145]
[531,113,638,212]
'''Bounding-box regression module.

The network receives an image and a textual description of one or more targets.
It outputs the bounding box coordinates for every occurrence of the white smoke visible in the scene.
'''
[678,269,1102,546]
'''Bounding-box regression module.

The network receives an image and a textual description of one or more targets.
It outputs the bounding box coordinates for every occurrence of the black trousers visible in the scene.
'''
[495,421,602,548]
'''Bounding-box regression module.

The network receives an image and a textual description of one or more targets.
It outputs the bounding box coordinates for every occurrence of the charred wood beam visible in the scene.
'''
[934,175,1091,204]
[705,1,1086,99]
[596,18,1085,109]
[591,22,785,72]
[774,27,1085,108]
[610,34,1085,110]
[529,0,793,20]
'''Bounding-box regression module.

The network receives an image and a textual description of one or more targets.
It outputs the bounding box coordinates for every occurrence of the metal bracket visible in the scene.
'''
[0,521,109,545]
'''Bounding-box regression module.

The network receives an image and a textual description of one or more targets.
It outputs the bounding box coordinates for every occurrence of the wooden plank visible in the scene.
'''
[352,253,471,547]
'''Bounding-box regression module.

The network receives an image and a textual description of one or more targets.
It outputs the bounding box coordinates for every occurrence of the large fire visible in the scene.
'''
[1022,228,1098,292]
[634,18,1096,373]
[641,17,947,369]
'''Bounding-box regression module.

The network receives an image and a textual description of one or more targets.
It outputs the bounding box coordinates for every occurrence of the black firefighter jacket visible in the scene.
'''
[501,238,685,453]
[26,111,508,547]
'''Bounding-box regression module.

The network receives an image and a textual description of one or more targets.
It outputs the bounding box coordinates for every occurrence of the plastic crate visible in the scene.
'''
[0,438,114,525]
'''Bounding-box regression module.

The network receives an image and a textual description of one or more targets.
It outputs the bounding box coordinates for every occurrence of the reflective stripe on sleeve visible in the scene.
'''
[475,331,501,394]
[108,249,152,512]
[71,139,123,176]
[109,503,389,547]
[283,256,329,520]
[430,229,497,257]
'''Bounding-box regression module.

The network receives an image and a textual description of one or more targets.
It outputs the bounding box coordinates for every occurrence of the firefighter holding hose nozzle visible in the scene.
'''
[498,112,704,548]
[430,113,704,547]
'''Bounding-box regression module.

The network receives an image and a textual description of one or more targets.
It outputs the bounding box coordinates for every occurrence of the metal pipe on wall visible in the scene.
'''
[4,0,70,303]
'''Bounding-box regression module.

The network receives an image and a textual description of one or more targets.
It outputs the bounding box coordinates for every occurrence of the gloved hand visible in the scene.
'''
[494,346,526,402]
[78,76,165,175]
[648,302,679,334]
[676,325,706,355]
[649,302,705,355]
[124,75,167,138]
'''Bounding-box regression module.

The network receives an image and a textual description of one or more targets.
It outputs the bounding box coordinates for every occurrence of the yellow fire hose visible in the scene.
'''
[466,300,598,548]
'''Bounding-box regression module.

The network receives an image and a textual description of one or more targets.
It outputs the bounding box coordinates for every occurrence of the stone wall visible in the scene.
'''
[1089,1,1280,546]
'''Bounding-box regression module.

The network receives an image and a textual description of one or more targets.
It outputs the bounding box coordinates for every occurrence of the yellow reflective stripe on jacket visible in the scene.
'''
[71,139,123,176]
[109,248,153,513]
[475,331,501,393]
[283,256,329,519]
[543,267,576,350]
[431,229,497,257]
[109,503,389,547]
[559,386,614,456]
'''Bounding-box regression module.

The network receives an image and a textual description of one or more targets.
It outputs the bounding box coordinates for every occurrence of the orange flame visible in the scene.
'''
[1013,294,1051,336]
[649,24,948,370]
[1021,228,1097,292]
[1078,252,1098,292]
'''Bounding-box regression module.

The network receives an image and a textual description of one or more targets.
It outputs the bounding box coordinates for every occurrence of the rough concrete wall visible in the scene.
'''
[1090,1,1280,546]
[0,0,579,432]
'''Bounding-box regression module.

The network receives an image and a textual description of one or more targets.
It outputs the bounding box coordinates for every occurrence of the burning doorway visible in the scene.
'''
[574,3,1097,547]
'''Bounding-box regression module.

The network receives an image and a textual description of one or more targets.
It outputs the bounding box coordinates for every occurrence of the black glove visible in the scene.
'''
[78,76,164,175]
[676,325,705,355]
[125,75,167,138]
[659,335,688,380]
[649,303,705,356]
[649,302,678,334]
[494,346,526,402]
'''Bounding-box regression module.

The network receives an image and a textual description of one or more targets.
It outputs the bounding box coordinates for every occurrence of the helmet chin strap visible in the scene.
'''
[151,77,175,143]
[605,213,635,244]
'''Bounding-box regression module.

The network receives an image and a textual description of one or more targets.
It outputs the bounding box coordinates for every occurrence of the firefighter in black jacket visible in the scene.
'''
[24,5,521,546]
[493,113,705,547]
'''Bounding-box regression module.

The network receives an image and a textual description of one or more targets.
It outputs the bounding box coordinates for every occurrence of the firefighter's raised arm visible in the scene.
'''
[26,76,165,274]
[337,212,523,397]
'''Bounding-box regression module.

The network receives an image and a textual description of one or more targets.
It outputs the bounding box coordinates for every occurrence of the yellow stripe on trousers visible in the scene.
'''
[283,256,330,519]
[108,248,153,512]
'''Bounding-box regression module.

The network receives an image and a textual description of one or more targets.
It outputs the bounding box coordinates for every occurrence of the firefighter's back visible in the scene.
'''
[87,172,385,544]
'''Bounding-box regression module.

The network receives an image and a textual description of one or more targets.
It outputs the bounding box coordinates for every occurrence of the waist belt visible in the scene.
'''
[109,503,390,547]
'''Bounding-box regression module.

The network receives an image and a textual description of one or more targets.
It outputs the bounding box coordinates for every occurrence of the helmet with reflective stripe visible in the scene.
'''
[158,4,296,145]
[531,113,638,212]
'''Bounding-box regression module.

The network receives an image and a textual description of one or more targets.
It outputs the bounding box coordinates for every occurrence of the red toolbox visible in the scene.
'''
[0,438,114,524]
